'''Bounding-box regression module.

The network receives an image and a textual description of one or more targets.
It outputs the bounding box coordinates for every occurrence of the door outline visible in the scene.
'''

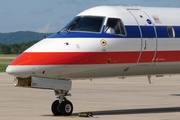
[128,9,157,65]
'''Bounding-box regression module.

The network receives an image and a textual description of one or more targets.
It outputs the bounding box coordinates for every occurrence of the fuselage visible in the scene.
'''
[6,6,180,79]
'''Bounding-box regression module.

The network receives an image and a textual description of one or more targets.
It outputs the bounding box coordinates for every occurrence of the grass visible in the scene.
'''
[0,54,18,57]
[0,64,9,72]
[0,59,14,62]
[0,54,18,72]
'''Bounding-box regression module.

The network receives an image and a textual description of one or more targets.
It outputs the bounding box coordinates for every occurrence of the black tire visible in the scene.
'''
[59,100,73,116]
[51,100,61,116]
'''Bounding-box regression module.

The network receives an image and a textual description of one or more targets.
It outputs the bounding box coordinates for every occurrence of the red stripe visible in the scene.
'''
[10,51,180,65]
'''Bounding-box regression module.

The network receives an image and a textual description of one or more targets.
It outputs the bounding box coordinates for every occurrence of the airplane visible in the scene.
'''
[6,5,180,116]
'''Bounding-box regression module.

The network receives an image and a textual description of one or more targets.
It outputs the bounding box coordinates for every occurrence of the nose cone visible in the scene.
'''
[6,52,38,78]
[6,65,14,75]
[6,65,20,77]
[6,65,35,78]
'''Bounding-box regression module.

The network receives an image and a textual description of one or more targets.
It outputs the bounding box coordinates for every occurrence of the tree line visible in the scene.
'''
[0,40,38,54]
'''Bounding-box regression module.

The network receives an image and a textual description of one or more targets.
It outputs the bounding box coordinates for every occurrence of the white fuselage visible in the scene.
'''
[6,6,180,80]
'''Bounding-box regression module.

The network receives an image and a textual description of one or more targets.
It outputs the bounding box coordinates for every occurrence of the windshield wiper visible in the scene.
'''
[57,31,61,34]
[56,17,81,34]
[66,17,81,32]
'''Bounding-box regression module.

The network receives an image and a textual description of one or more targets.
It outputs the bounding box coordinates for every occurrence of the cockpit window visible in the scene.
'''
[105,18,126,36]
[61,16,104,32]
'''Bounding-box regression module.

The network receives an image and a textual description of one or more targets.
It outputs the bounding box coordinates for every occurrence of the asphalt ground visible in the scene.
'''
[1,73,180,120]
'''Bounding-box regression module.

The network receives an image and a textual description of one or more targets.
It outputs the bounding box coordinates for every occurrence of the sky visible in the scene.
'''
[0,0,180,33]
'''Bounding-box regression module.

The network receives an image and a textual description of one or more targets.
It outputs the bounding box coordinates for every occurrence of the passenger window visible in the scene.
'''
[167,26,175,38]
[105,18,126,36]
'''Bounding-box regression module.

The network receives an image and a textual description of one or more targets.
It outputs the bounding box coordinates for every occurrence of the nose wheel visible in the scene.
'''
[59,100,73,115]
[51,90,73,116]
[51,100,61,115]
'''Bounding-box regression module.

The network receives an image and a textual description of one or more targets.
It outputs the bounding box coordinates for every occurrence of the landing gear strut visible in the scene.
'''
[51,90,73,116]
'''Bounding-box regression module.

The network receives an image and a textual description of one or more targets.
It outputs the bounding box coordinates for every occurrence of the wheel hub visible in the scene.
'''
[65,104,71,113]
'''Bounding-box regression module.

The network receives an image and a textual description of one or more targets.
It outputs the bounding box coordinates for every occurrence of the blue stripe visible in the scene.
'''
[156,26,169,38]
[48,25,180,39]
[174,26,180,37]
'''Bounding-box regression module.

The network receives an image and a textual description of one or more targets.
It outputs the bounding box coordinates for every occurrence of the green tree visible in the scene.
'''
[0,44,11,54]
[20,45,28,53]
[0,40,38,54]
[10,44,20,54]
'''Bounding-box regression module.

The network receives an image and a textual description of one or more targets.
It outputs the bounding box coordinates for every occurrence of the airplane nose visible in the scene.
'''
[6,65,19,77]
[6,65,13,74]
[6,52,38,78]
[6,65,36,78]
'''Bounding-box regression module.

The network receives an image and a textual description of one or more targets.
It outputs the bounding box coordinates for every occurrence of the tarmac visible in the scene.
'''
[1,72,180,120]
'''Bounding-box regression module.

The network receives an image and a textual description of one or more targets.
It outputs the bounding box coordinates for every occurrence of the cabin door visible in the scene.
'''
[128,9,157,65]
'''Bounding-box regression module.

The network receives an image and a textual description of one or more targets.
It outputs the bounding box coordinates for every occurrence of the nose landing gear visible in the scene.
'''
[51,90,73,116]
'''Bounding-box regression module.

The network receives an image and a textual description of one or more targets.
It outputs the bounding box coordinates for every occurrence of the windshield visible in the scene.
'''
[61,16,104,32]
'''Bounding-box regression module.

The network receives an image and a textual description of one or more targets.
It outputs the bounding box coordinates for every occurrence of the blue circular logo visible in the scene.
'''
[147,19,152,24]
